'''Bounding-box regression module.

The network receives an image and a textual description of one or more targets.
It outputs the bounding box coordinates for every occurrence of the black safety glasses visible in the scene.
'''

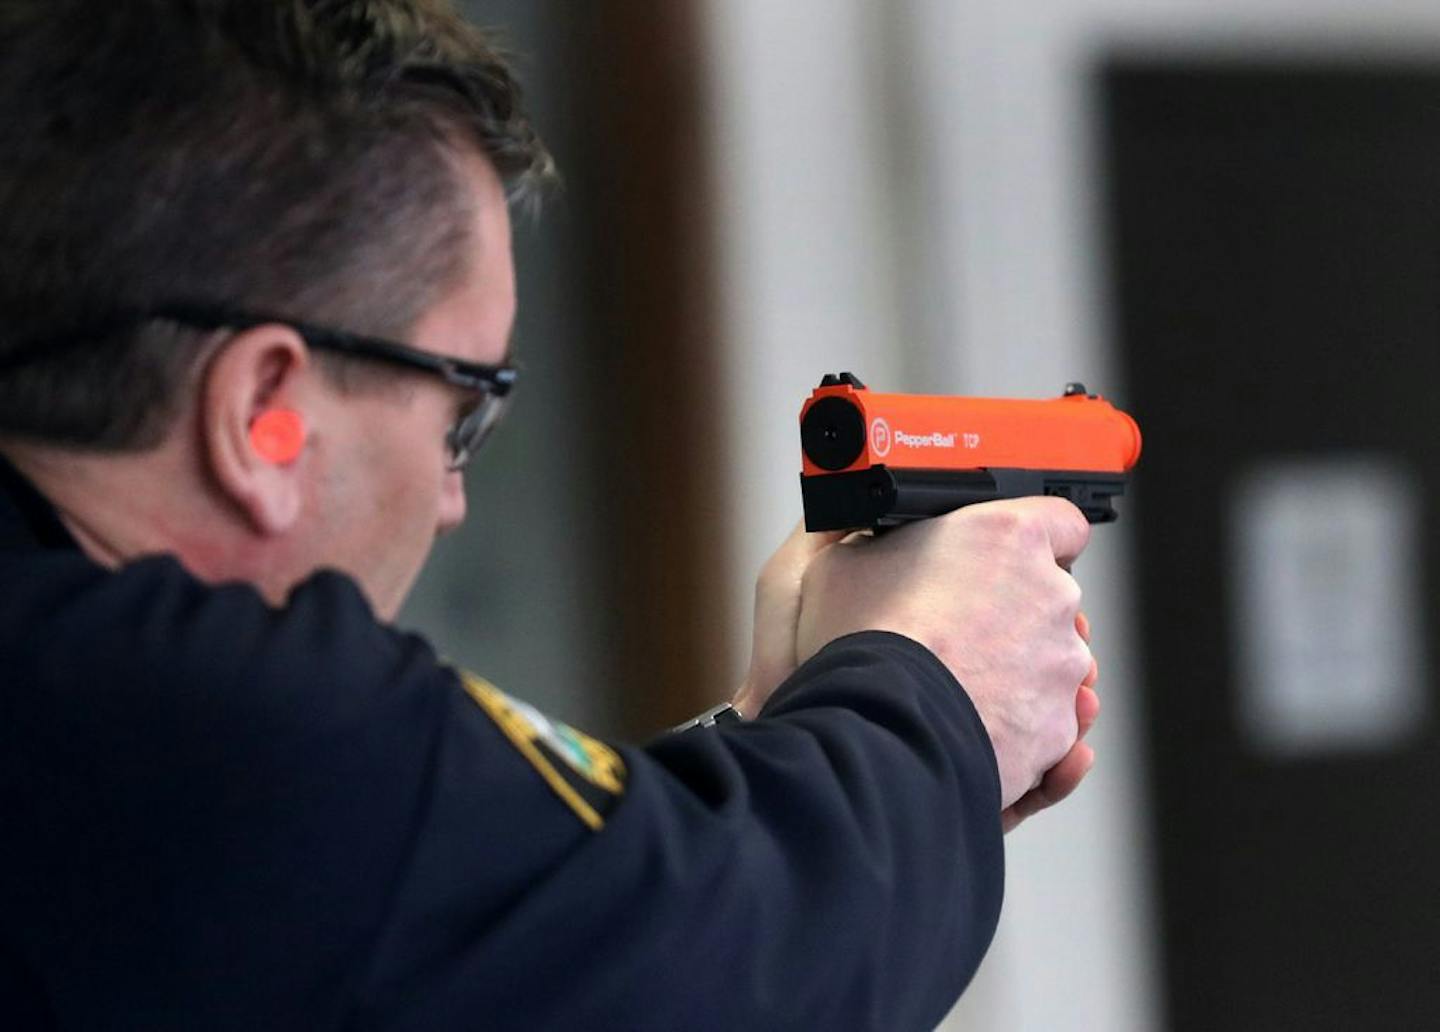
[152,303,517,471]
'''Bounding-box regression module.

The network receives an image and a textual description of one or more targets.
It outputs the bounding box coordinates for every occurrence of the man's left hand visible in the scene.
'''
[734,521,846,717]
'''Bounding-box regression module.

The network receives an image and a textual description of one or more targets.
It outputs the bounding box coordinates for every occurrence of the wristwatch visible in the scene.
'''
[669,702,744,733]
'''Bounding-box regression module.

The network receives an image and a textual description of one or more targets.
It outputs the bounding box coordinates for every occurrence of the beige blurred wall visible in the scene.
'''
[403,1,1440,1027]
[701,1,1440,1030]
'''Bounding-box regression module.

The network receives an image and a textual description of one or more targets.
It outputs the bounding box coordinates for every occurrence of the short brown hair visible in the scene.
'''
[0,0,552,448]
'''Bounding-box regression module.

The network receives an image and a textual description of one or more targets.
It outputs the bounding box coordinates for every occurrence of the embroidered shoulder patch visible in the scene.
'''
[459,671,626,831]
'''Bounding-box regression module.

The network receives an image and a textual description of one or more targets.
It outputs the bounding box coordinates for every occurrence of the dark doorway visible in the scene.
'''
[1104,61,1440,1031]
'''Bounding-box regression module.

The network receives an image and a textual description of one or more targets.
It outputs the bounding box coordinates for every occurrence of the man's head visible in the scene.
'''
[0,0,552,617]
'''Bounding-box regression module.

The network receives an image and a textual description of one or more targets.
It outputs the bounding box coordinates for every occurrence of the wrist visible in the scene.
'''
[670,701,744,733]
[735,668,775,719]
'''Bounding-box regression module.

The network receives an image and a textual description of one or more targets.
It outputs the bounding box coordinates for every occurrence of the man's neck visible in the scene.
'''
[0,439,234,573]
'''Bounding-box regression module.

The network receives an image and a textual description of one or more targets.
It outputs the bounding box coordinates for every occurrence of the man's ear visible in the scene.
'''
[200,324,313,536]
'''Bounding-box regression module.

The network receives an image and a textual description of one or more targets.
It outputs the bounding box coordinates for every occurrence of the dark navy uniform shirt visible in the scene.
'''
[0,457,1004,1030]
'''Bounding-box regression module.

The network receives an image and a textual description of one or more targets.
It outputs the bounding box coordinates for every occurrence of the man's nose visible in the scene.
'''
[436,470,467,535]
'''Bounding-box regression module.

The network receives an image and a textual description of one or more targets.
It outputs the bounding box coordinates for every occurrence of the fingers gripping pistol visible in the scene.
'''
[799,373,1143,532]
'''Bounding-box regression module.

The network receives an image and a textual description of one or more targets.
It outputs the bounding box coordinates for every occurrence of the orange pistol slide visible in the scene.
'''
[799,373,1143,531]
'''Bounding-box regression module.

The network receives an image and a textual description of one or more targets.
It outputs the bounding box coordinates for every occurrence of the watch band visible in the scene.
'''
[669,702,744,733]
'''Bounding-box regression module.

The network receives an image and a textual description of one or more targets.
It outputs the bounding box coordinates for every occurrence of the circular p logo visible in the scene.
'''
[871,418,892,457]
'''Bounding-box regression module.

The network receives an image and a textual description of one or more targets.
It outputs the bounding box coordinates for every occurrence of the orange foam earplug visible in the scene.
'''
[250,409,306,465]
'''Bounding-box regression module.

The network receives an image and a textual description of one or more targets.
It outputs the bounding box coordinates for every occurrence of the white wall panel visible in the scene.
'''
[702,1,1440,1029]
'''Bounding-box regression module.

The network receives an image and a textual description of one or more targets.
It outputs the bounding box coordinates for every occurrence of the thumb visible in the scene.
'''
[740,521,848,711]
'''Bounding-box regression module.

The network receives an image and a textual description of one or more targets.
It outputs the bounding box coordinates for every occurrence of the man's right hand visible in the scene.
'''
[795,498,1093,809]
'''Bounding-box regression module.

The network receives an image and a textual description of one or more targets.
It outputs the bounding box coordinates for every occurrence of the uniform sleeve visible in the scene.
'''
[359,632,1005,1032]
[4,556,1003,1032]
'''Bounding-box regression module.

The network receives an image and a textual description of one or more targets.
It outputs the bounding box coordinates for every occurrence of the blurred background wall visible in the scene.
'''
[402,1,1440,1028]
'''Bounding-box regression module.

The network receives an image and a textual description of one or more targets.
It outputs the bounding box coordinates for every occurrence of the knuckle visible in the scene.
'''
[1061,576,1083,613]
[1067,641,1093,685]
[1013,512,1048,552]
[1056,716,1080,757]
[1042,726,1074,769]
[963,501,1021,538]
[1044,639,1091,693]
[1040,570,1082,618]
[1047,494,1088,532]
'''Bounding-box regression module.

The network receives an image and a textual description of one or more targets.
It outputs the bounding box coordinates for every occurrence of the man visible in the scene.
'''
[0,1,1099,1028]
